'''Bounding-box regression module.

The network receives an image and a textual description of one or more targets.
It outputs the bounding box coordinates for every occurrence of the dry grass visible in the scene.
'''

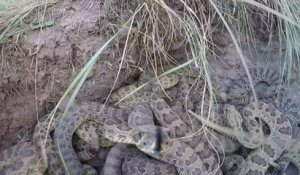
[219,0,300,81]
[0,0,57,43]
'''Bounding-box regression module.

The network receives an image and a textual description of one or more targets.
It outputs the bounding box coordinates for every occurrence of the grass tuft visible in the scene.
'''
[0,0,57,43]
[219,0,300,81]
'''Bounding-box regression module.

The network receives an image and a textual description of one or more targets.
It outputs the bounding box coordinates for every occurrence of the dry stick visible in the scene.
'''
[209,0,266,129]
[116,58,195,104]
[188,110,235,137]
[209,0,258,105]
[240,0,300,29]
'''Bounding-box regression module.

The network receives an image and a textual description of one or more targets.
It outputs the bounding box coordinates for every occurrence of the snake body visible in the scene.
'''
[227,65,283,105]
[103,143,179,175]
[54,102,172,175]
[242,102,292,174]
[0,142,42,175]
[190,101,293,175]
[106,69,225,175]
[0,112,98,175]
[33,113,67,175]
[0,113,65,175]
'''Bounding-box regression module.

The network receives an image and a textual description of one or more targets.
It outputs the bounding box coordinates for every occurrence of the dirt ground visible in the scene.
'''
[0,0,299,155]
[0,0,141,150]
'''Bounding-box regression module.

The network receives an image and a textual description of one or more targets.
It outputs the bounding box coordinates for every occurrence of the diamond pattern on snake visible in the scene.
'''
[53,101,176,175]
[55,92,213,174]
[106,66,227,174]
[0,112,96,175]
[169,74,245,175]
[189,100,294,175]
[227,64,284,105]
[53,66,213,175]
[114,103,209,174]
[0,142,42,175]
[270,88,300,127]
[103,143,178,175]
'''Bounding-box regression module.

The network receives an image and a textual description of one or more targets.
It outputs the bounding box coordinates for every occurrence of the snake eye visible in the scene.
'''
[166,130,171,137]
[165,140,169,145]
[138,132,143,139]
[133,131,143,142]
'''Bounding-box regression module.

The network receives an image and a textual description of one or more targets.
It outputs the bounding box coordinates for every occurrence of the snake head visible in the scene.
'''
[132,125,171,155]
[223,104,243,128]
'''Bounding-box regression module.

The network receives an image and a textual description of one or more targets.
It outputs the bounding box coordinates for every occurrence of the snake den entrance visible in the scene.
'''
[0,0,300,175]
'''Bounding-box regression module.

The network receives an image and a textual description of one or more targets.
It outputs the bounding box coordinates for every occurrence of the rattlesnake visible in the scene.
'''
[220,154,245,175]
[53,102,179,175]
[105,68,229,174]
[70,67,180,156]
[53,65,220,174]
[2,64,299,174]
[280,138,300,174]
[32,112,68,175]
[107,67,180,108]
[0,113,65,175]
[227,65,284,105]
[54,95,212,175]
[122,145,177,175]
[0,72,169,175]
[1,63,298,175]
[71,65,286,175]
[100,103,207,175]
[270,88,300,127]
[227,62,300,127]
[0,112,97,175]
[103,143,178,175]
[236,102,292,174]
[0,142,42,175]
[189,101,293,175]
[79,61,141,101]
[104,66,252,174]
